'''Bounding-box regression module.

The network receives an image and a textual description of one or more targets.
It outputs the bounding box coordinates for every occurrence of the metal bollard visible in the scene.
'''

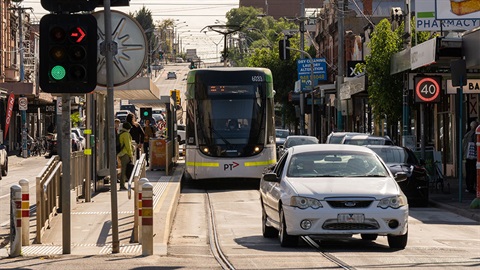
[141,182,154,256]
[137,178,149,243]
[19,179,30,246]
[9,185,22,257]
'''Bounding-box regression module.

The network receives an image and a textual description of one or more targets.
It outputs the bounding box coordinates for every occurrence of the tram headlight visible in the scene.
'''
[252,145,263,154]
[200,146,210,154]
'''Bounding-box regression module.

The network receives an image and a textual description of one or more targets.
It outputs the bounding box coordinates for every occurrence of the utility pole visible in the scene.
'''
[299,0,306,135]
[403,0,412,140]
[8,6,32,82]
[337,0,344,131]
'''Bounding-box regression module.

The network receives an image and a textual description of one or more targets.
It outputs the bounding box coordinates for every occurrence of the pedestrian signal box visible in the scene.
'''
[170,89,181,105]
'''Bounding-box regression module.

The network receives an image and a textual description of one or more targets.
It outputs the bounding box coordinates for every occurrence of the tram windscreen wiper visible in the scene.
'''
[209,126,232,146]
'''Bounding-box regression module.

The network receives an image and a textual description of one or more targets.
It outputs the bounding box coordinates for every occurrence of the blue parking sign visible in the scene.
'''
[297,58,327,92]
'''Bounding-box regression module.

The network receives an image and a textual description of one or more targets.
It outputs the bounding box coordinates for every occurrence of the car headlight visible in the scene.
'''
[290,196,323,209]
[377,195,408,209]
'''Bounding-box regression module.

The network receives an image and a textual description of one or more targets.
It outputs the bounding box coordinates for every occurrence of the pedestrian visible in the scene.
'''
[143,118,156,166]
[117,122,133,190]
[462,120,478,194]
[126,113,145,160]
[114,118,121,134]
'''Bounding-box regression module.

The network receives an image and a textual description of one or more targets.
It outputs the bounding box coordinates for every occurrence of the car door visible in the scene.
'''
[263,152,289,224]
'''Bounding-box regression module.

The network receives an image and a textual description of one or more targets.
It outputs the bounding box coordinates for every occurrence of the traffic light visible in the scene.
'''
[39,14,97,93]
[140,107,152,120]
[279,38,290,60]
[41,0,98,12]
[41,0,129,12]
[190,61,195,69]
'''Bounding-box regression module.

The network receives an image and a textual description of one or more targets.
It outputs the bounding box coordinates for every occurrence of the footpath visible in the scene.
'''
[0,155,479,269]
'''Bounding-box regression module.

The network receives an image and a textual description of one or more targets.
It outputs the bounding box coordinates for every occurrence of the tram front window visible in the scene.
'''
[197,97,265,157]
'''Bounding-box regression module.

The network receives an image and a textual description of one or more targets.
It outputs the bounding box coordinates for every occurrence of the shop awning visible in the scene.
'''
[95,77,160,101]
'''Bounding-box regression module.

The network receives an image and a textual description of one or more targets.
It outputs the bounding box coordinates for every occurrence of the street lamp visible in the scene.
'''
[204,32,224,63]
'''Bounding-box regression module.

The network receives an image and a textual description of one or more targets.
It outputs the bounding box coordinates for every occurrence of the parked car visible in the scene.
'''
[341,134,394,145]
[0,144,8,178]
[71,128,85,149]
[366,145,429,207]
[277,135,318,158]
[325,132,362,144]
[115,110,130,122]
[260,144,409,249]
[47,133,83,157]
[167,71,177,79]
[275,129,290,148]
[71,133,83,151]
[177,124,186,144]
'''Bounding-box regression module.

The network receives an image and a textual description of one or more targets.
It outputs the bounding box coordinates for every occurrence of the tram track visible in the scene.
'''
[205,191,236,270]
[302,236,357,270]
[204,188,356,270]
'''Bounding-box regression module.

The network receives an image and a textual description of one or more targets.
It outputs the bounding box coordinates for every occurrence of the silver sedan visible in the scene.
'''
[260,144,409,249]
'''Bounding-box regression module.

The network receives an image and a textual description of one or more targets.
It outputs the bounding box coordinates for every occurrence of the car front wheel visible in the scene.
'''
[387,232,408,249]
[279,208,298,247]
[262,206,278,238]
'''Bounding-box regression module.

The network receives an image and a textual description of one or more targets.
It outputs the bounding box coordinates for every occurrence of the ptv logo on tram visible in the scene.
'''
[224,162,239,171]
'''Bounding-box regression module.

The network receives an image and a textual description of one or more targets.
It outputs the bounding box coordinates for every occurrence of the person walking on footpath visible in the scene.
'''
[117,122,133,190]
[462,120,478,194]
[126,113,145,160]
[143,118,156,166]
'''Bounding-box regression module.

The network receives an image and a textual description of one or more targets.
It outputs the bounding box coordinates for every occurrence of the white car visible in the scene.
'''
[0,144,7,178]
[260,144,409,249]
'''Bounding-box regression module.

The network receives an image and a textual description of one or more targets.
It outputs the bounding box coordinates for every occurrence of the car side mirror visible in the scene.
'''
[395,172,407,182]
[262,172,279,182]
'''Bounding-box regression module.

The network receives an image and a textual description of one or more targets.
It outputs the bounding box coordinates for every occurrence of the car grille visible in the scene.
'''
[326,199,373,208]
[323,219,379,230]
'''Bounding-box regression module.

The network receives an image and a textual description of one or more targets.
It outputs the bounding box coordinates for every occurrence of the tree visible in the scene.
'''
[365,19,403,130]
[225,7,300,128]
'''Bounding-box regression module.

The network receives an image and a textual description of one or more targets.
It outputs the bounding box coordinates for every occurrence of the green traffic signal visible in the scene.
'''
[51,65,66,80]
[140,108,152,120]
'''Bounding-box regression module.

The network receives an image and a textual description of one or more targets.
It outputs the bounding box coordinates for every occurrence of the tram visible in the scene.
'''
[184,67,277,180]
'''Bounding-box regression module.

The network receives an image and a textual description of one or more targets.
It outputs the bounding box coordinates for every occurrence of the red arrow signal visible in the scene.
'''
[70,27,86,43]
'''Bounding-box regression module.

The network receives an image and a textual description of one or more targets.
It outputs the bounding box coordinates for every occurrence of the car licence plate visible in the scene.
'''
[337,213,365,223]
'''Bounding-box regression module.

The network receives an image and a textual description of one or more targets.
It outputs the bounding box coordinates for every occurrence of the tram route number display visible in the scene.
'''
[414,76,442,103]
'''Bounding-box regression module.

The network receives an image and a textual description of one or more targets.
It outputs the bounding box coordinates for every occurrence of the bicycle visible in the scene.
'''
[429,160,445,192]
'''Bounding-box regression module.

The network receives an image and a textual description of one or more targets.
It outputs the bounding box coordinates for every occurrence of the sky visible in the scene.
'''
[20,0,239,62]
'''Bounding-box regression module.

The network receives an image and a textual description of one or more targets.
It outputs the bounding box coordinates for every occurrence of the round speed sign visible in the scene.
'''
[414,76,442,103]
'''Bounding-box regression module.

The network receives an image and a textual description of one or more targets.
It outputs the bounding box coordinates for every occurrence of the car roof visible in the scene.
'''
[289,144,375,154]
[364,144,403,149]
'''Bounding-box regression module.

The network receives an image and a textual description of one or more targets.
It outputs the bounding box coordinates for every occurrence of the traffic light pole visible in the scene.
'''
[103,0,120,254]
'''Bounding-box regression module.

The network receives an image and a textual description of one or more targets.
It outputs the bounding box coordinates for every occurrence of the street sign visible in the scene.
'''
[93,10,147,87]
[18,97,28,111]
[414,76,442,103]
[297,58,327,92]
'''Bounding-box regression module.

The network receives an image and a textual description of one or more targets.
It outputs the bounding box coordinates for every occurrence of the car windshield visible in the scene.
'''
[344,137,392,145]
[276,129,289,138]
[370,147,419,164]
[286,151,389,178]
[285,137,318,148]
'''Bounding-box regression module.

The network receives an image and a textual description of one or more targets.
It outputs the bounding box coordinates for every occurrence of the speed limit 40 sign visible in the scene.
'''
[414,76,442,103]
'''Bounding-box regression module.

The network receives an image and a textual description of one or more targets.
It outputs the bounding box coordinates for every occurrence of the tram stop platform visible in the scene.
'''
[0,159,184,257]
